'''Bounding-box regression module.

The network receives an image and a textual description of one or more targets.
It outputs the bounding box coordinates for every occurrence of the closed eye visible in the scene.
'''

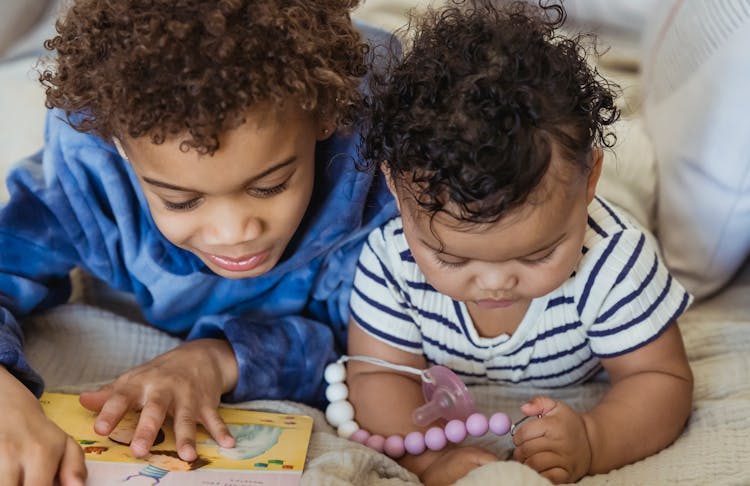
[162,197,202,211]
[521,248,556,265]
[432,251,468,269]
[248,179,289,198]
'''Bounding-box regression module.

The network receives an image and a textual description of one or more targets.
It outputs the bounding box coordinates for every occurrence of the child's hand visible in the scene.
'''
[418,446,498,486]
[0,366,87,486]
[512,396,591,484]
[79,338,238,462]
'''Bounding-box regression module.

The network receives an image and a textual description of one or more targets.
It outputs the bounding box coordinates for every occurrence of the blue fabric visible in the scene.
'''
[0,108,396,406]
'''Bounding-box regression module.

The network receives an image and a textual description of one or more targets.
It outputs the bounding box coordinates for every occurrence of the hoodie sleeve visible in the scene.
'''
[0,152,81,396]
[188,313,337,406]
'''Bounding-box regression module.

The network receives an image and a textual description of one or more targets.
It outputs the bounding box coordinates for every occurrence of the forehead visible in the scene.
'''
[122,108,315,187]
[405,162,586,259]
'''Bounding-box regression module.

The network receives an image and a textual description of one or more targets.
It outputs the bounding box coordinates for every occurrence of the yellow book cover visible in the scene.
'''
[40,392,313,486]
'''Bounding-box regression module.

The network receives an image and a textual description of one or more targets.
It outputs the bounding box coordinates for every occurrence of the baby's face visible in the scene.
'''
[396,155,599,312]
[118,107,331,279]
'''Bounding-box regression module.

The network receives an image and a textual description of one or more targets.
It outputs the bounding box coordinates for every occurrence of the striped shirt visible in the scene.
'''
[349,196,692,388]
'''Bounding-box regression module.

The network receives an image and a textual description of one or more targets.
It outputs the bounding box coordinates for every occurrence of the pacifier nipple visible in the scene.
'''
[412,365,477,427]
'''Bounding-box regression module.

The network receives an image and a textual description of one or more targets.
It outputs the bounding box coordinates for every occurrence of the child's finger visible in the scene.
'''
[540,466,571,484]
[520,396,557,417]
[58,436,87,486]
[130,401,168,457]
[513,432,553,460]
[201,407,235,448]
[173,408,198,462]
[93,393,131,435]
[511,416,548,446]
[522,450,564,474]
[79,384,114,412]
[0,460,20,486]
[23,444,63,486]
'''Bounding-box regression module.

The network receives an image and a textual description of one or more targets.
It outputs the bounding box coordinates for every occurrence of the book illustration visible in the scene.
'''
[40,392,313,485]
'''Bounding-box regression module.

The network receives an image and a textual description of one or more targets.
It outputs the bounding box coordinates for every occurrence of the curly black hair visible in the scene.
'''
[361,0,620,223]
[40,0,366,155]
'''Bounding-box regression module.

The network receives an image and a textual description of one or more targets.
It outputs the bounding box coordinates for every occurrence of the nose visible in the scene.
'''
[476,268,518,294]
[203,200,263,246]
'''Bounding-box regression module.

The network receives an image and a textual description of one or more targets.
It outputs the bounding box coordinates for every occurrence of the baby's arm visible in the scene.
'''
[513,322,693,483]
[0,365,86,486]
[347,322,497,485]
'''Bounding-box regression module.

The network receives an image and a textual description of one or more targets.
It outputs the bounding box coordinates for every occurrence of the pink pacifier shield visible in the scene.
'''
[412,365,476,427]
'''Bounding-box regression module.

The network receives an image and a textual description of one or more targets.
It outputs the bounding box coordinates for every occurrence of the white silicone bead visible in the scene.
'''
[325,400,355,427]
[324,362,346,384]
[337,420,360,438]
[325,382,349,402]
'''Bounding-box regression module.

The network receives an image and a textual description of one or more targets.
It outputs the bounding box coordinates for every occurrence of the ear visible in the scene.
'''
[316,121,336,141]
[112,138,129,161]
[586,148,604,204]
[380,162,401,212]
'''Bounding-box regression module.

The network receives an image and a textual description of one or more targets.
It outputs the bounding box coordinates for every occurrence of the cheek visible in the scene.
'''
[537,247,582,289]
[272,183,314,237]
[149,208,195,247]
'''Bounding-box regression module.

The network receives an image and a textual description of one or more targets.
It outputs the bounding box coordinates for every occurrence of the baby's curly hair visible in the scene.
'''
[40,0,366,154]
[361,0,620,223]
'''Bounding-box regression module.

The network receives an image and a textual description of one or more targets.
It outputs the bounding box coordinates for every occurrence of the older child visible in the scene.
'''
[344,1,693,484]
[0,0,394,484]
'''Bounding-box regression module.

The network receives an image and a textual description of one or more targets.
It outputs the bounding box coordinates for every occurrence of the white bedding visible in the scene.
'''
[4,0,750,484]
[23,265,750,485]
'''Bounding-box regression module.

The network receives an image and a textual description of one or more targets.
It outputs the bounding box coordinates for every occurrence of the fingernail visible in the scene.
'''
[220,434,235,447]
[132,440,148,456]
[179,445,197,461]
[94,420,109,433]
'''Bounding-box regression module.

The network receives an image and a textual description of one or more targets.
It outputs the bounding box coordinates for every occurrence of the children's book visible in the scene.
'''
[40,392,313,486]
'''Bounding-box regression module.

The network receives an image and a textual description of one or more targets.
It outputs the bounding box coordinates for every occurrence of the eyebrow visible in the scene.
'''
[142,156,297,192]
[421,232,567,260]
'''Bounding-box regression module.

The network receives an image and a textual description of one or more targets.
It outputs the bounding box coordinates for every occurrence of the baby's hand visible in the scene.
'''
[418,446,498,486]
[512,396,591,484]
[79,338,238,462]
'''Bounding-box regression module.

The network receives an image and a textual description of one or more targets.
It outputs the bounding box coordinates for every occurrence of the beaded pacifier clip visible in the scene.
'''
[324,356,514,459]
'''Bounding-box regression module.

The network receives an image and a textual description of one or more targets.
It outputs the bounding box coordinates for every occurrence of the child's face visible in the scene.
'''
[119,108,332,279]
[395,153,601,309]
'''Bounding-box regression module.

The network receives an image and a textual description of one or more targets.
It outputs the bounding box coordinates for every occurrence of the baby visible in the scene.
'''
[343,1,693,484]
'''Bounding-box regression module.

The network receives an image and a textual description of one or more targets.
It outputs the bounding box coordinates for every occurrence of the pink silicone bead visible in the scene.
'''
[489,412,511,435]
[424,426,447,451]
[384,435,406,458]
[444,419,467,443]
[350,429,371,444]
[365,434,386,453]
[404,431,426,455]
[465,413,489,437]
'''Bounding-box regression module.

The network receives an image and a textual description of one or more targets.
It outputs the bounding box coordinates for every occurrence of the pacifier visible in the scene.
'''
[412,365,477,426]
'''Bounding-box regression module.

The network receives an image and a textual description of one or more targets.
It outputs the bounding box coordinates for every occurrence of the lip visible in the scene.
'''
[474,298,516,309]
[203,249,271,273]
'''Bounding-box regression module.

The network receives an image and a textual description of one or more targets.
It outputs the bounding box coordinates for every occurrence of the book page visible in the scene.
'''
[40,392,313,486]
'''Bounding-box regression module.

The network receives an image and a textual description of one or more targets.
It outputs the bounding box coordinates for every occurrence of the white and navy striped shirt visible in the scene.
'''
[349,197,692,388]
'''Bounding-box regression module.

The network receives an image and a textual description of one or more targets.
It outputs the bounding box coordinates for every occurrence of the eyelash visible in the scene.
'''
[432,247,557,268]
[433,252,468,269]
[522,250,555,266]
[163,198,201,211]
[161,180,290,212]
[248,180,289,198]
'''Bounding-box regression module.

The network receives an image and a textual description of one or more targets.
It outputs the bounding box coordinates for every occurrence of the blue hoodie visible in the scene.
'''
[0,108,396,406]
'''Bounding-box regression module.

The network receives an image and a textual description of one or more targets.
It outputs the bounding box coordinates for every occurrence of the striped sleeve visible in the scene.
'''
[349,222,424,353]
[586,229,693,358]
